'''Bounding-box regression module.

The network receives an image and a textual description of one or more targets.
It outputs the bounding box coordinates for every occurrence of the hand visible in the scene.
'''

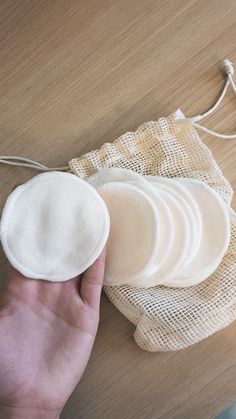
[0,248,106,419]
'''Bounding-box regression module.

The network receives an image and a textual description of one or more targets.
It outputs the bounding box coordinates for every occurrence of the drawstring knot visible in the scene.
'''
[189,58,236,139]
[223,59,234,76]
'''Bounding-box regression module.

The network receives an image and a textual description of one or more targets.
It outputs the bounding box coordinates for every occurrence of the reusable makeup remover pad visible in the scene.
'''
[88,167,149,188]
[0,172,110,281]
[135,184,191,287]
[147,175,202,271]
[89,169,175,286]
[163,178,231,287]
[121,179,175,287]
[98,182,159,286]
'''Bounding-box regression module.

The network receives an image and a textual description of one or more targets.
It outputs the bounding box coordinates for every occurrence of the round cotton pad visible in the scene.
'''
[98,182,159,286]
[142,183,191,287]
[162,178,231,287]
[87,167,149,188]
[0,172,110,281]
[129,183,190,288]
[120,179,175,286]
[146,176,202,271]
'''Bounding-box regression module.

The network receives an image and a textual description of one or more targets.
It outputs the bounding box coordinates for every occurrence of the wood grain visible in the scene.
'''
[0,1,235,418]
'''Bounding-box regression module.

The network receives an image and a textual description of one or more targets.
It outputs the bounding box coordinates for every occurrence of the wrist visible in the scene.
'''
[0,405,60,419]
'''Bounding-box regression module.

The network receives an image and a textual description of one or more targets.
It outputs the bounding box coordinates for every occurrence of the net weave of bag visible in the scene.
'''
[69,108,236,352]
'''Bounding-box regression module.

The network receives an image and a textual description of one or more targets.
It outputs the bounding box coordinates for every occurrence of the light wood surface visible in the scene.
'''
[0,1,235,418]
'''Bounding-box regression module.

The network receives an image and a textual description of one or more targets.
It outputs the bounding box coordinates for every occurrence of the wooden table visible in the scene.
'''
[0,1,235,418]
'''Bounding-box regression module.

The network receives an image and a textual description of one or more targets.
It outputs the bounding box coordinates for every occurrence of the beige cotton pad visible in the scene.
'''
[87,167,149,188]
[147,176,202,271]
[139,183,191,287]
[120,179,175,287]
[97,181,159,286]
[0,172,110,281]
[128,183,190,288]
[161,178,231,287]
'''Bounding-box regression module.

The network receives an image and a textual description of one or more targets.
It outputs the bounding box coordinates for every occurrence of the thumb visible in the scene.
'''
[80,248,106,310]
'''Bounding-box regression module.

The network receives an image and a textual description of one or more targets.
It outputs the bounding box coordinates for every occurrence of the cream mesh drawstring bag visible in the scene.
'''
[1,59,235,351]
[69,60,236,351]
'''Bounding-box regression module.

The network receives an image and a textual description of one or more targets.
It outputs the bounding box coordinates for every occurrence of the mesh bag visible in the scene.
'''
[69,108,236,352]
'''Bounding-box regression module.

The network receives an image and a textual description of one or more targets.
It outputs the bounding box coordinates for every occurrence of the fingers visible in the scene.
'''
[80,247,106,310]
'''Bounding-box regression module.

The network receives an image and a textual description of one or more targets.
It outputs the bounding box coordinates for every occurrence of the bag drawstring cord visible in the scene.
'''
[189,59,236,139]
[0,59,235,172]
[0,156,69,172]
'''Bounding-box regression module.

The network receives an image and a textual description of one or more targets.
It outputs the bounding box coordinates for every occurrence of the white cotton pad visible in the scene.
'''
[0,172,110,281]
[132,183,191,288]
[87,167,149,188]
[120,180,175,286]
[161,178,231,287]
[97,182,159,286]
[146,176,202,271]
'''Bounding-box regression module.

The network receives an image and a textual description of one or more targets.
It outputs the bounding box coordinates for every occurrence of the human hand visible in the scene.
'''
[0,248,106,419]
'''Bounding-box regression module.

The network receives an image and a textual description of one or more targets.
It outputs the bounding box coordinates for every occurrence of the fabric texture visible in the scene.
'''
[148,176,202,272]
[98,182,159,286]
[69,109,236,351]
[0,172,110,281]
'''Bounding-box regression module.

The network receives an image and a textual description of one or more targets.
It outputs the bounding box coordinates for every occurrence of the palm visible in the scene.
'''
[0,250,105,416]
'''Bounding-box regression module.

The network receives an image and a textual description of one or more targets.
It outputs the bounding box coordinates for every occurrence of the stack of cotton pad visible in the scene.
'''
[0,172,110,281]
[88,168,230,288]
